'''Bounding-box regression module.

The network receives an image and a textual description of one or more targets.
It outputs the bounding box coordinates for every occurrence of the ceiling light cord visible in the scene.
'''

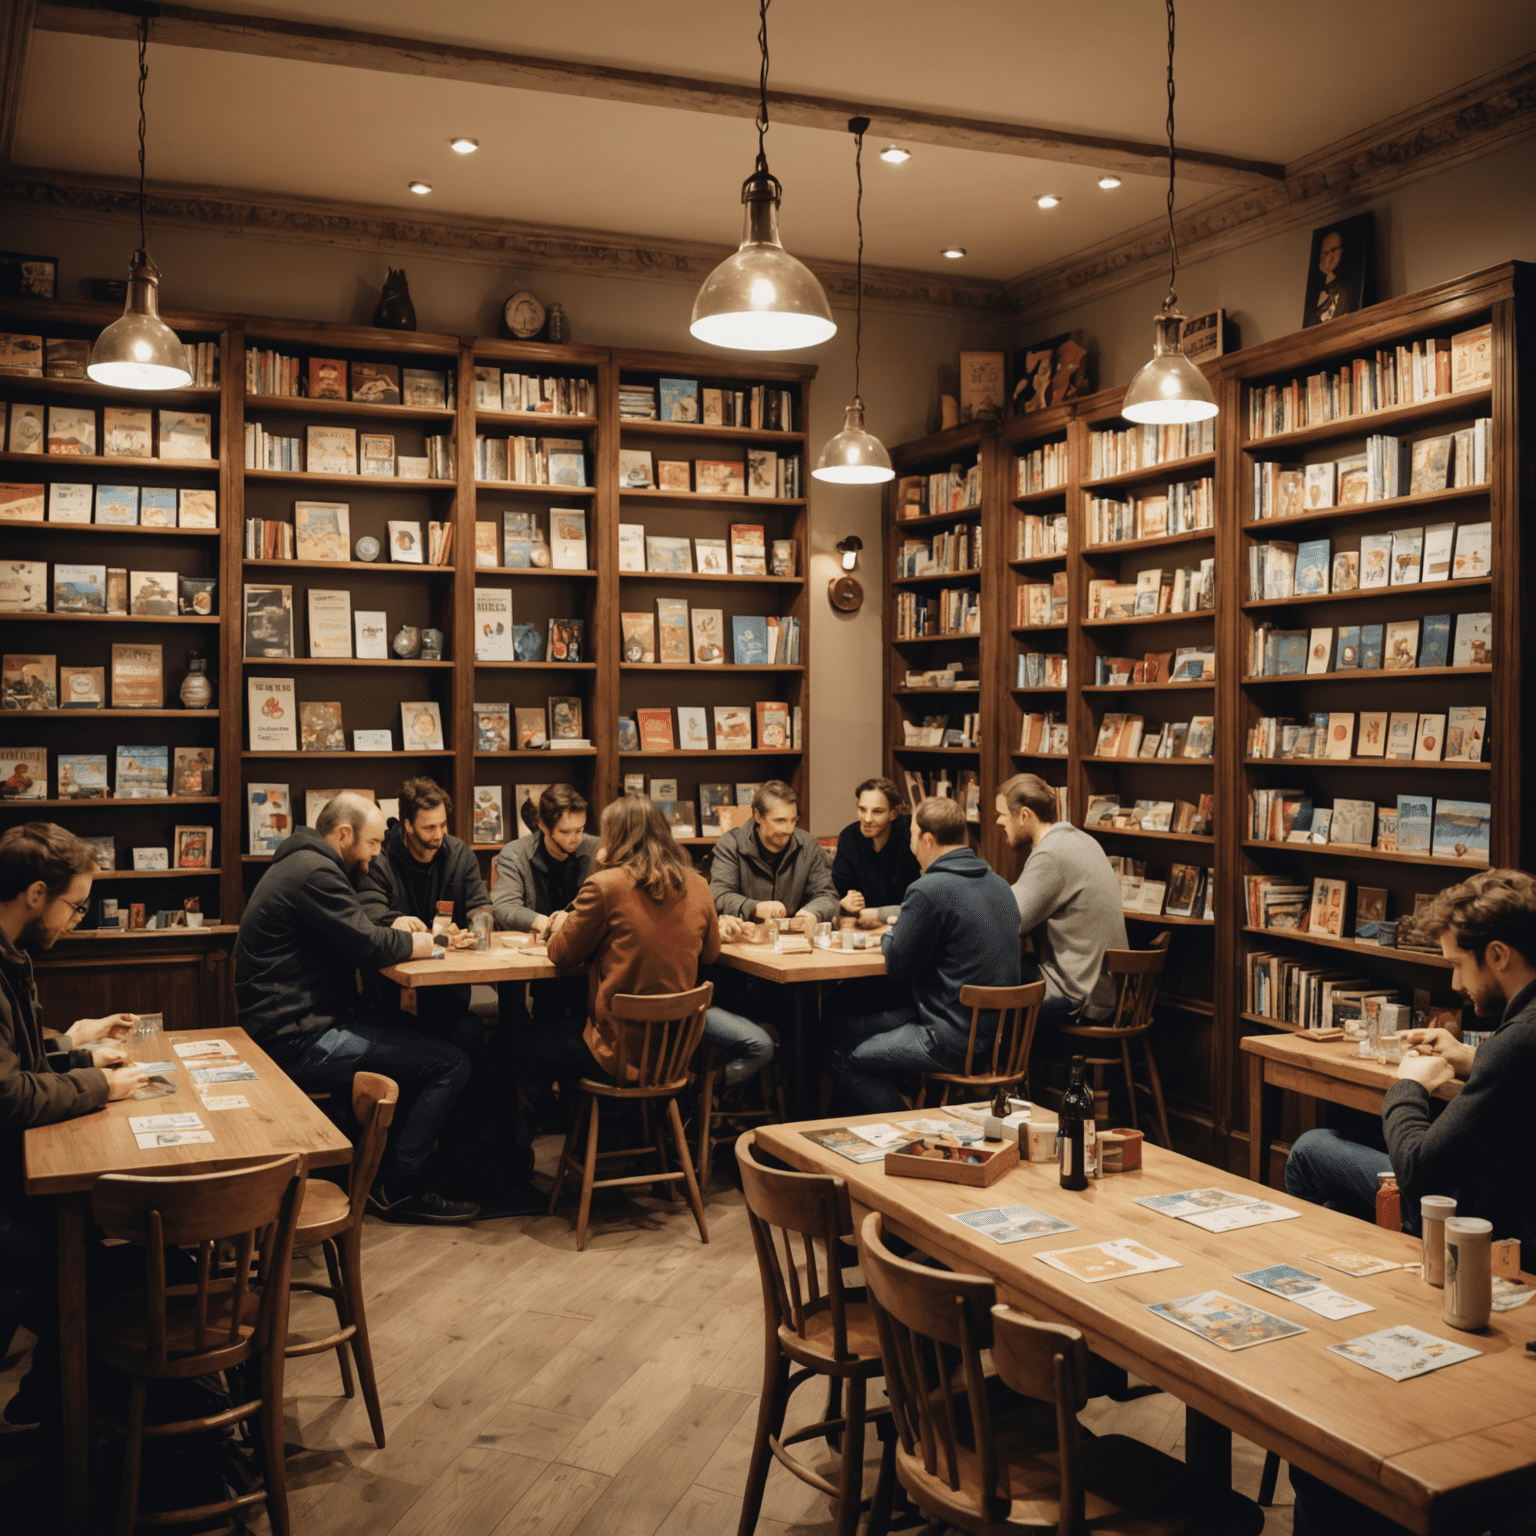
[853,122,865,401]
[755,0,771,177]
[136,12,149,253]
[1162,0,1178,311]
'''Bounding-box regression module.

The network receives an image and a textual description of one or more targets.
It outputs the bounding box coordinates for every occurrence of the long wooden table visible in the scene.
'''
[759,1110,1536,1535]
[1242,1031,1463,1186]
[24,1025,353,1536]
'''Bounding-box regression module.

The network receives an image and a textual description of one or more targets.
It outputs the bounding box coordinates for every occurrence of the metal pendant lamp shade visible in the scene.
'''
[88,251,190,390]
[1121,308,1217,424]
[815,396,893,483]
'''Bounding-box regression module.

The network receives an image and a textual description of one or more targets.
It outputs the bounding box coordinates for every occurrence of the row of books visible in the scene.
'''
[247,784,410,857]
[242,586,449,660]
[1244,323,1491,439]
[66,833,213,877]
[473,369,592,417]
[5,402,214,461]
[1017,572,1068,627]
[1015,440,1070,495]
[1108,857,1214,920]
[1247,880,1446,963]
[243,422,455,479]
[618,377,797,431]
[1247,707,1485,763]
[899,766,984,823]
[242,501,458,564]
[1092,714,1214,760]
[3,648,167,710]
[895,588,980,639]
[473,701,600,752]
[902,712,980,749]
[1087,419,1215,481]
[895,464,983,519]
[903,667,978,691]
[620,608,800,666]
[619,447,801,499]
[0,745,213,800]
[246,686,465,753]
[618,701,799,754]
[1093,646,1214,685]
[1018,712,1067,756]
[1087,564,1214,619]
[0,563,214,617]
[617,522,787,577]
[1,332,218,387]
[245,352,449,408]
[1249,612,1492,676]
[896,522,981,578]
[639,780,756,840]
[0,482,217,527]
[1248,521,1489,598]
[1016,651,1067,687]
[1246,791,1490,861]
[1244,946,1412,1031]
[1085,795,1214,835]
[473,434,583,486]
[1086,478,1213,544]
[1018,511,1068,558]
[472,594,584,663]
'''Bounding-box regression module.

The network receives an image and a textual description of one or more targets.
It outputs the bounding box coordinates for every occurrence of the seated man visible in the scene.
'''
[995,773,1127,1030]
[832,776,921,926]
[1286,867,1536,1271]
[359,776,491,1056]
[235,792,478,1225]
[829,797,1021,1114]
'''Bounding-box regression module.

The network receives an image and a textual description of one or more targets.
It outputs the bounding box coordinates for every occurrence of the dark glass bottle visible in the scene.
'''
[1058,1054,1096,1190]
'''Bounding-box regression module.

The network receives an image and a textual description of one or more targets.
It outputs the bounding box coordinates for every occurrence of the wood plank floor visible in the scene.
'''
[2,1134,1295,1534]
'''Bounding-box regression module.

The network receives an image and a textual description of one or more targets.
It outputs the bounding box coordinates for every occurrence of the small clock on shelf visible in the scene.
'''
[502,291,546,340]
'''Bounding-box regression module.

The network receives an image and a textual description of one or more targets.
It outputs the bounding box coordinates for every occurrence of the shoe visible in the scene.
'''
[375,1187,482,1225]
[473,1179,549,1219]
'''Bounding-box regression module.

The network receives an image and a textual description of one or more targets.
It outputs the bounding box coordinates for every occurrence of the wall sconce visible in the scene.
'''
[829,535,865,612]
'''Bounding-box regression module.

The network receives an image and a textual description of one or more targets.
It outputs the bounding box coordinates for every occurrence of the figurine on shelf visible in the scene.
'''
[392,625,421,659]
[420,628,444,661]
[179,653,213,709]
[373,268,417,331]
[547,303,570,344]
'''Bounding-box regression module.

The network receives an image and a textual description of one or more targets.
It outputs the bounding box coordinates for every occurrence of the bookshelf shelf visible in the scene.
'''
[1241,386,1492,451]
[619,663,804,674]
[1011,750,1070,762]
[13,708,219,719]
[242,657,454,668]
[240,750,454,759]
[1080,452,1215,491]
[617,571,803,586]
[1085,826,1216,847]
[617,749,803,759]
[897,686,984,696]
[1243,756,1489,771]
[1240,926,1455,969]
[1127,912,1214,928]
[0,378,220,404]
[893,571,981,589]
[0,522,221,540]
[475,749,598,759]
[57,925,239,940]
[891,506,983,530]
[0,613,220,625]
[1242,576,1491,610]
[1083,527,1215,558]
[1079,611,1215,630]
[475,411,598,431]
[475,480,595,496]
[1239,1012,1309,1035]
[1009,554,1068,571]
[0,452,217,473]
[1241,663,1491,685]
[245,470,454,491]
[473,661,597,672]
[90,869,222,881]
[1081,681,1214,694]
[14,797,220,809]
[618,489,804,508]
[1009,685,1068,695]
[893,632,981,645]
[617,418,805,446]
[1010,624,1068,636]
[242,558,455,576]
[479,566,597,578]
[1240,838,1489,871]
[245,394,456,424]
[894,746,981,756]
[1240,482,1490,534]
[1085,756,1214,768]
[1012,486,1070,506]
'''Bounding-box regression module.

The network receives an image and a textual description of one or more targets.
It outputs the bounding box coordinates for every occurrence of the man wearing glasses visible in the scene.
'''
[0,821,148,1433]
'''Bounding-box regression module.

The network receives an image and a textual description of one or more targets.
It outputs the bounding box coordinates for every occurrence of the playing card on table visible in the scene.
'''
[128,1111,203,1134]
[1036,1239,1180,1283]
[906,1117,983,1144]
[1134,1188,1255,1219]
[134,1129,215,1150]
[133,1061,178,1075]
[952,1204,1075,1245]
[189,1063,258,1084]
[199,1095,250,1112]
[1492,1278,1534,1312]
[1327,1325,1479,1381]
[1235,1265,1373,1320]
[1178,1200,1300,1234]
[173,1039,238,1059]
[1148,1289,1307,1351]
[1304,1248,1399,1278]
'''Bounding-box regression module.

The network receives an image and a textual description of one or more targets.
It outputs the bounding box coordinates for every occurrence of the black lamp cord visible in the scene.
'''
[852,120,866,401]
[136,13,149,254]
[1161,0,1178,311]
[754,0,771,178]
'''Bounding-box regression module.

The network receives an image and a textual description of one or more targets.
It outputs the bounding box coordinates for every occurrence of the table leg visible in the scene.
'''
[784,982,818,1121]
[1247,1051,1267,1187]
[58,1192,90,1536]
[1185,1404,1231,1491]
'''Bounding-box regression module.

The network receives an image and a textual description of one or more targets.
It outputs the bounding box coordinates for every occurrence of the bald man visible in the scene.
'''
[235,793,479,1224]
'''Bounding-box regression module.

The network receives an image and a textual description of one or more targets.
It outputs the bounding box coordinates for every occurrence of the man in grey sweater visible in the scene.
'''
[995,774,1128,1029]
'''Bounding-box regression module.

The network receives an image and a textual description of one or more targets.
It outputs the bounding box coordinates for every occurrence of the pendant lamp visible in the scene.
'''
[814,118,893,484]
[690,0,836,353]
[88,16,190,390]
[1120,0,1217,426]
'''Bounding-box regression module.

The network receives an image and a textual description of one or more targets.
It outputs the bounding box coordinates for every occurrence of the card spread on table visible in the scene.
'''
[1305,1249,1400,1278]
[1148,1289,1308,1351]
[1179,1201,1301,1234]
[1327,1326,1480,1381]
[952,1204,1075,1245]
[850,1122,921,1149]
[1235,1265,1374,1320]
[173,1039,238,1058]
[189,1063,258,1084]
[130,1078,176,1101]
[1492,1278,1534,1312]
[134,1129,215,1150]
[799,1127,890,1163]
[905,1117,984,1144]
[199,1095,250,1111]
[128,1111,203,1134]
[1036,1239,1180,1283]
[133,1060,179,1074]
[1135,1188,1255,1218]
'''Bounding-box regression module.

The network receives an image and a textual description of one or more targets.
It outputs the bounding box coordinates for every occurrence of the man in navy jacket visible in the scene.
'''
[829,797,1020,1113]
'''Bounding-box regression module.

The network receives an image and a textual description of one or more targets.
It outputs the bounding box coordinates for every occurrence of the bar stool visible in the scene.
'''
[1055,932,1172,1144]
[915,980,1046,1109]
[694,1021,785,1187]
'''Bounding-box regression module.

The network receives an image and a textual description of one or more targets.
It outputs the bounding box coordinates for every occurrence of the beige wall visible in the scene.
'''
[4,206,1008,832]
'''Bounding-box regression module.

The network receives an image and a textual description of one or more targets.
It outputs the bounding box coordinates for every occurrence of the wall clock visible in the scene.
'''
[828,575,864,613]
[503,291,546,339]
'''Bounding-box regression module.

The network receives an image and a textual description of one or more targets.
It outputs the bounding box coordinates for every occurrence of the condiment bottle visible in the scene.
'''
[1374,1170,1402,1231]
[1058,1055,1096,1191]
[1420,1195,1457,1287]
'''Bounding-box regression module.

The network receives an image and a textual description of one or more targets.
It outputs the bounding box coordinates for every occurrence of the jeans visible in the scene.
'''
[408,986,486,1058]
[703,1007,775,1087]
[1284,1127,1417,1231]
[828,1005,962,1115]
[268,1016,471,1191]
[508,1012,605,1083]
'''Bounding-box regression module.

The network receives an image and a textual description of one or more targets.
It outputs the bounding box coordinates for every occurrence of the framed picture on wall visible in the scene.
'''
[1012,333,1092,414]
[1179,309,1225,365]
[0,251,57,299]
[1302,213,1372,329]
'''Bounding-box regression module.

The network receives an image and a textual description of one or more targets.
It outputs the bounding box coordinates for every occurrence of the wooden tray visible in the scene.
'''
[884,1136,1019,1187]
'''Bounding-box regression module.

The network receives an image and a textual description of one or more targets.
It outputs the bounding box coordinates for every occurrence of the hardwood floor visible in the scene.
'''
[1,1134,1294,1533]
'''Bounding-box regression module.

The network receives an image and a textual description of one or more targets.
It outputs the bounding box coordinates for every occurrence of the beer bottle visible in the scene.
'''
[1059,1054,1096,1190]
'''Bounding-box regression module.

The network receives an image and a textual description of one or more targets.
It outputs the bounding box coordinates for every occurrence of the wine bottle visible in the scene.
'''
[1058,1053,1096,1190]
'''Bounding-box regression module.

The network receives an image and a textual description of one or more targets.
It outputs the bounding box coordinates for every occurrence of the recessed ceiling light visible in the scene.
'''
[879,145,910,164]
[1098,175,1123,189]
[449,137,479,154]
[941,246,966,259]
[1036,194,1061,209]
[408,181,432,195]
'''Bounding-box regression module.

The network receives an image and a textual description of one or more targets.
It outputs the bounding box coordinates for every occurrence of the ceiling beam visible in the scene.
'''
[0,0,38,168]
[32,0,1285,189]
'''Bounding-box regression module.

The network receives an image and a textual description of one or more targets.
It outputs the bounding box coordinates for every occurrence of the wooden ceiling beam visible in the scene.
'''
[32,0,1284,189]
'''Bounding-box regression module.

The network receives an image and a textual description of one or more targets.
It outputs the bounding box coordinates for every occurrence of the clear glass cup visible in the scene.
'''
[814,921,831,948]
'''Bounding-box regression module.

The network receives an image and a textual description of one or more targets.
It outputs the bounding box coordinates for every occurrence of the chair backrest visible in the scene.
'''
[953,980,1047,1086]
[345,1072,399,1212]
[736,1131,859,1362]
[91,1154,307,1369]
[1096,931,1169,1037]
[609,982,713,1089]
[857,1210,1008,1521]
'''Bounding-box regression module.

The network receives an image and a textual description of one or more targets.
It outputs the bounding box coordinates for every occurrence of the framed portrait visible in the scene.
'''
[1302,213,1372,329]
[1012,333,1092,414]
[0,251,57,300]
[1179,309,1225,365]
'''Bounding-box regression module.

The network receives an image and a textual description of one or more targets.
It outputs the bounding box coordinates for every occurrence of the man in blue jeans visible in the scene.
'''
[235,793,479,1224]
[829,796,1020,1113]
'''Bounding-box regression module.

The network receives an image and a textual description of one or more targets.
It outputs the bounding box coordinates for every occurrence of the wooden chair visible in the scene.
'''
[1055,932,1172,1145]
[916,981,1047,1109]
[694,1020,785,1188]
[89,1154,308,1536]
[857,1211,1264,1536]
[285,1071,397,1449]
[546,983,712,1250]
[735,1133,895,1536]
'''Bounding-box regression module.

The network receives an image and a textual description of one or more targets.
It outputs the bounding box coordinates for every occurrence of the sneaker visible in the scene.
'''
[378,1188,482,1226]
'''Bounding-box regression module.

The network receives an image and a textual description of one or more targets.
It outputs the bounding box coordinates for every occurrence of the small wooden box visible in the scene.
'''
[1098,1128,1144,1174]
[1492,1237,1521,1280]
[884,1136,1018,1187]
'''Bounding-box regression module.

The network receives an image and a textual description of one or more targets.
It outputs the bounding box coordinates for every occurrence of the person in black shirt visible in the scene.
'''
[832,777,921,924]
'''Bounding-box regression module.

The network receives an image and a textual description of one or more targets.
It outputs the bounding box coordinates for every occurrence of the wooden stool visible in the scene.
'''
[857,1210,1264,1535]
[546,983,712,1250]
[1055,931,1172,1144]
[89,1155,308,1536]
[695,1020,785,1187]
[285,1071,397,1449]
[735,1132,894,1536]
[915,981,1046,1109]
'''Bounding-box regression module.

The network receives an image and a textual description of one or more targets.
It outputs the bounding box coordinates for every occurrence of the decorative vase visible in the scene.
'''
[392,625,421,659]
[179,655,213,708]
[548,303,570,344]
[373,269,417,331]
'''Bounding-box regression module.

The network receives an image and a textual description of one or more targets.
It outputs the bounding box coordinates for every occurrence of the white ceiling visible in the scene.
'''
[15,1,1536,282]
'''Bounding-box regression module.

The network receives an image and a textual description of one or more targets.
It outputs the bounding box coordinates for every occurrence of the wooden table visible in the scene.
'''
[24,1026,353,1536]
[1242,1031,1462,1187]
[759,1111,1536,1535]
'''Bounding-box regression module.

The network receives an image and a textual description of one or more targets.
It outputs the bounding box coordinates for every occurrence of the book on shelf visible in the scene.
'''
[58,666,103,709]
[474,588,514,661]
[515,707,546,750]
[1088,420,1214,479]
[400,702,444,751]
[547,618,584,662]
[114,746,169,799]
[690,609,725,665]
[299,702,346,752]
[1015,441,1070,496]
[636,707,674,752]
[1452,611,1491,666]
[472,786,504,845]
[656,599,690,663]
[677,707,710,751]
[110,645,163,708]
[243,584,294,657]
[730,524,767,575]
[1431,801,1491,863]
[714,705,753,751]
[646,534,692,573]
[550,509,588,569]
[353,610,387,659]
[307,589,352,658]
[0,747,46,800]
[247,677,296,751]
[474,523,498,569]
[247,784,292,856]
[620,612,656,664]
